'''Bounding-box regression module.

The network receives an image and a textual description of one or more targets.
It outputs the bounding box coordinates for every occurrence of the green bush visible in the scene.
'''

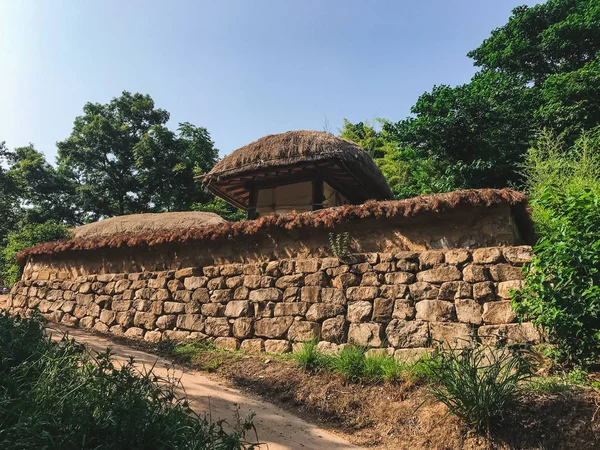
[0,220,71,286]
[0,312,256,449]
[291,342,407,384]
[514,131,600,366]
[426,345,530,433]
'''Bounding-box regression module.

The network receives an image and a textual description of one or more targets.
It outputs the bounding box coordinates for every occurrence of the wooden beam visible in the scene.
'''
[312,178,324,211]
[247,186,258,220]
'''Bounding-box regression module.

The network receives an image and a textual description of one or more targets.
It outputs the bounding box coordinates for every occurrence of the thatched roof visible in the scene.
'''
[72,212,227,240]
[203,130,393,209]
[17,189,530,264]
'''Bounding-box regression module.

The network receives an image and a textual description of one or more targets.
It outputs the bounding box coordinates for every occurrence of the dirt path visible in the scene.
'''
[45,325,360,450]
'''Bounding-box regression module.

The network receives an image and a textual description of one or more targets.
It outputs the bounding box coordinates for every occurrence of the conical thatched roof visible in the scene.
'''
[72,212,226,240]
[203,130,393,209]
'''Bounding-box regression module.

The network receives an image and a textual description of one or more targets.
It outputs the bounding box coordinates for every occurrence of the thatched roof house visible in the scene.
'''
[203,130,393,218]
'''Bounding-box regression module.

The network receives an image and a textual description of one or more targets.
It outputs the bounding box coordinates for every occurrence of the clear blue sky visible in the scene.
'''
[1,0,541,161]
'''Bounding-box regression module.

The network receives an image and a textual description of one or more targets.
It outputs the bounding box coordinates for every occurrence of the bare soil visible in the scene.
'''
[99,332,600,450]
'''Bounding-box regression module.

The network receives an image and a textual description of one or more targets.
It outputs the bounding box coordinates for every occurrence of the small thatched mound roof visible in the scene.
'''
[72,212,227,240]
[203,130,393,209]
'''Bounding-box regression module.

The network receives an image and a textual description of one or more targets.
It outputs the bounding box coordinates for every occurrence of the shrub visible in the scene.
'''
[291,339,330,372]
[328,232,351,259]
[0,312,256,449]
[514,131,600,366]
[0,221,71,286]
[426,345,530,433]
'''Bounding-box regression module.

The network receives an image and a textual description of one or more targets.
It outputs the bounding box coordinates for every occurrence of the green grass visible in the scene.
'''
[425,345,531,433]
[289,341,427,384]
[0,312,256,449]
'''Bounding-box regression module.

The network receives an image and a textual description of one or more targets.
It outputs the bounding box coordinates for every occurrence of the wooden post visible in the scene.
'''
[312,179,324,211]
[248,185,258,220]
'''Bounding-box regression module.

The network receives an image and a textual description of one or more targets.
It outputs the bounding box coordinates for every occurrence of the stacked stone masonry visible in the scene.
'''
[6,246,539,359]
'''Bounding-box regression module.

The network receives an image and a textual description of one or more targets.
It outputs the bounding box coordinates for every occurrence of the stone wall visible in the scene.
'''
[6,246,539,358]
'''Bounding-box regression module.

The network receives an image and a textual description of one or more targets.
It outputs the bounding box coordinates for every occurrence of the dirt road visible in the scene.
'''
[44,325,359,450]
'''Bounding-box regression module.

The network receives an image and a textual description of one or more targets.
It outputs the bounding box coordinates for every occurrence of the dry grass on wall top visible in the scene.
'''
[17,188,528,265]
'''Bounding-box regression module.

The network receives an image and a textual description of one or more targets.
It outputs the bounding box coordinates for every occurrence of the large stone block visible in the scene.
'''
[361,272,381,286]
[473,282,496,301]
[417,265,462,283]
[274,302,309,316]
[438,281,472,300]
[295,259,320,273]
[148,277,168,289]
[380,284,408,299]
[305,271,328,286]
[177,314,205,332]
[156,315,177,330]
[225,300,250,318]
[175,267,202,279]
[306,304,345,322]
[348,323,382,347]
[392,299,415,320]
[321,288,346,305]
[347,301,372,323]
[134,311,156,330]
[204,317,231,337]
[183,276,208,290]
[211,289,233,303]
[415,300,455,322]
[463,265,489,282]
[497,280,523,299]
[385,320,429,348]
[394,347,433,364]
[372,298,394,322]
[275,274,304,289]
[455,299,482,325]
[332,273,360,289]
[250,288,282,302]
[321,316,346,343]
[472,248,503,264]
[478,323,540,346]
[144,331,163,343]
[444,249,471,265]
[288,321,320,342]
[264,339,290,354]
[489,264,525,282]
[346,286,378,301]
[233,317,254,338]
[116,311,134,327]
[164,301,186,314]
[214,337,239,351]
[419,251,444,269]
[200,303,225,316]
[502,246,533,265]
[192,288,210,303]
[124,327,145,339]
[384,272,415,285]
[240,339,264,353]
[482,301,516,324]
[114,279,131,294]
[430,322,474,349]
[254,317,294,339]
[409,282,439,300]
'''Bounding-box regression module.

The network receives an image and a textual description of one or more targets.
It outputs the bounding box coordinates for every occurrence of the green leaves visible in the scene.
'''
[514,133,600,366]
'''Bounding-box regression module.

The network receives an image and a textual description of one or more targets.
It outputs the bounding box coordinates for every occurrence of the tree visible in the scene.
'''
[347,0,600,193]
[57,92,170,220]
[0,142,21,246]
[5,144,79,225]
[134,122,218,212]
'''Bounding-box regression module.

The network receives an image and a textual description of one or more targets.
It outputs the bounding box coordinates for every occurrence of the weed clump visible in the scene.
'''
[0,312,256,449]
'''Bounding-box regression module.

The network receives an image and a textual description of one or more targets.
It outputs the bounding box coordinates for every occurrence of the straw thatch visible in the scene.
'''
[17,189,530,264]
[203,130,393,208]
[72,212,226,240]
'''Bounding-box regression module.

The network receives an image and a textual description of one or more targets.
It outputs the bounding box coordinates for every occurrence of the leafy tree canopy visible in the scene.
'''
[57,91,218,220]
[343,0,600,195]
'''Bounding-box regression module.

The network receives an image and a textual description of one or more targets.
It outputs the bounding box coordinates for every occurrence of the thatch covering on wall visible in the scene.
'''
[72,212,227,240]
[17,189,529,265]
[203,130,393,208]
